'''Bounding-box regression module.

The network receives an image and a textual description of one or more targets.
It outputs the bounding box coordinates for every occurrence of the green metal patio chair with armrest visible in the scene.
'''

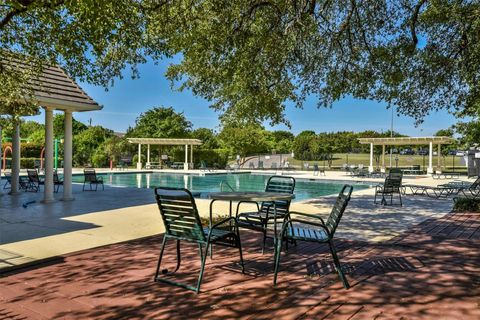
[82,169,104,191]
[27,169,44,192]
[53,170,63,193]
[274,184,354,289]
[154,187,244,293]
[236,175,296,253]
[374,170,403,206]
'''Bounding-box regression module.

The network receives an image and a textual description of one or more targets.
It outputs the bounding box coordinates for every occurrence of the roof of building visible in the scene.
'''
[127,138,203,146]
[358,136,455,145]
[1,56,102,112]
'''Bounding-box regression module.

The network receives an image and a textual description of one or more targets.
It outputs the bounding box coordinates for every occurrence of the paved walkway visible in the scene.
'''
[1,211,479,319]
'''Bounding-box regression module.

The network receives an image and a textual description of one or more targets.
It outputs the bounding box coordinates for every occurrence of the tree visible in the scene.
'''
[73,126,114,166]
[126,106,192,138]
[218,122,269,162]
[191,128,219,150]
[454,121,480,149]
[0,1,164,115]
[53,114,87,138]
[158,1,480,125]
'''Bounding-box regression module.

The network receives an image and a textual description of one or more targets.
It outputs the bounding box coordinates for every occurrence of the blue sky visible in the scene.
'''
[27,59,458,136]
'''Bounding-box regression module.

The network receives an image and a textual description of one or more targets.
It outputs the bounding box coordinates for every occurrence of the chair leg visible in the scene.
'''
[261,226,267,254]
[154,236,168,281]
[235,231,245,273]
[196,243,209,294]
[273,235,284,286]
[398,191,403,206]
[328,240,350,289]
[173,239,181,273]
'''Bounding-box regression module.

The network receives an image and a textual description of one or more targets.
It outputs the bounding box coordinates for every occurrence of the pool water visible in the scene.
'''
[73,172,370,201]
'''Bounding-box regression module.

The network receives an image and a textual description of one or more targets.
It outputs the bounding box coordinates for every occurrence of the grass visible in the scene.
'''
[289,153,466,171]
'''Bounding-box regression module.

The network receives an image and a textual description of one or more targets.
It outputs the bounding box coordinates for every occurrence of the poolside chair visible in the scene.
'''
[374,170,403,206]
[236,176,296,253]
[258,161,264,169]
[154,187,244,293]
[452,176,480,198]
[313,164,325,176]
[249,162,255,169]
[53,170,64,193]
[27,169,44,192]
[82,169,104,191]
[3,172,11,189]
[271,162,277,169]
[274,185,354,289]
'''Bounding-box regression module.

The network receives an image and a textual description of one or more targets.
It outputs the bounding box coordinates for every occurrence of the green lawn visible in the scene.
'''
[289,153,466,171]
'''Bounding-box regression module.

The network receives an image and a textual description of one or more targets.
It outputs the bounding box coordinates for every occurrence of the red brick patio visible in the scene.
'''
[1,212,479,319]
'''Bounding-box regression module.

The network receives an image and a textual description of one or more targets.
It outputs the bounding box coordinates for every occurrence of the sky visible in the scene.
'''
[26,58,458,136]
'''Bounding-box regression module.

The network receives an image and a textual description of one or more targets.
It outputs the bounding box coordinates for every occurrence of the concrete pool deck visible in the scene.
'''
[0,170,465,271]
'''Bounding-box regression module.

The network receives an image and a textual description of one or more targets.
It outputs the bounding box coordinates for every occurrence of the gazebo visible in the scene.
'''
[358,136,456,173]
[1,59,102,202]
[127,138,202,171]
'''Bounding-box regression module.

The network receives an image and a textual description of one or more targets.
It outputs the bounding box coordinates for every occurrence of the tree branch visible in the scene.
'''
[410,0,427,46]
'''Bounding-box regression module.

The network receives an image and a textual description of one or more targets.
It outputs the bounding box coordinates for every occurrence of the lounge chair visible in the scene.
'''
[236,176,296,253]
[153,187,244,293]
[274,185,354,289]
[27,169,44,192]
[450,176,480,198]
[53,170,63,193]
[374,170,403,205]
[82,169,104,191]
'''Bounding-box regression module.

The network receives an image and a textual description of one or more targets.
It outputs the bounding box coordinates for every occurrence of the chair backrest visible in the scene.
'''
[4,172,11,182]
[470,176,480,189]
[324,185,353,236]
[265,175,296,194]
[387,169,403,188]
[249,162,255,169]
[313,164,319,171]
[154,187,205,242]
[84,169,98,182]
[53,170,60,183]
[271,162,277,169]
[27,169,39,182]
[258,161,264,169]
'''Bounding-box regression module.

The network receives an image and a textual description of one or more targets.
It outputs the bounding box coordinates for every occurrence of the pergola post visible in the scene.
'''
[190,144,193,169]
[368,143,374,173]
[43,107,55,203]
[10,121,21,195]
[427,141,434,174]
[147,144,151,167]
[381,144,386,172]
[437,144,441,173]
[63,110,74,201]
[137,143,142,169]
[184,144,189,171]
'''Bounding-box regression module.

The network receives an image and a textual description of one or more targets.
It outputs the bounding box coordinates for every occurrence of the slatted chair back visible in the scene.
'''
[27,169,40,183]
[84,169,98,182]
[53,170,61,183]
[155,187,206,242]
[387,170,403,189]
[470,176,480,190]
[324,185,353,236]
[262,176,296,214]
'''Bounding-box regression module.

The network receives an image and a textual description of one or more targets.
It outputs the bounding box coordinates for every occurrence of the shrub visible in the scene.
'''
[453,197,480,213]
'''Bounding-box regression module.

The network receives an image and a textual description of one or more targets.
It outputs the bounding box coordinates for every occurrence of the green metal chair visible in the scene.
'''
[374,169,403,206]
[236,175,296,253]
[273,185,354,289]
[154,187,244,293]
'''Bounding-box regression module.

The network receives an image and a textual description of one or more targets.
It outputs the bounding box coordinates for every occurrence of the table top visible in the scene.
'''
[209,191,295,202]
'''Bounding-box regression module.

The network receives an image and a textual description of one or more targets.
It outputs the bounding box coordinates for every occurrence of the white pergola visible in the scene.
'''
[126,138,202,171]
[1,58,102,202]
[358,136,456,174]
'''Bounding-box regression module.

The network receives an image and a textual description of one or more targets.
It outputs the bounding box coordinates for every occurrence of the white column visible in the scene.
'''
[190,145,193,169]
[427,141,434,174]
[368,143,374,173]
[10,121,21,195]
[63,111,74,201]
[437,144,441,172]
[137,144,142,169]
[184,144,188,171]
[146,144,150,166]
[43,107,55,202]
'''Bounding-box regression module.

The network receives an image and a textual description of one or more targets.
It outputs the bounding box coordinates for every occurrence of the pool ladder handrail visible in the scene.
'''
[220,181,235,192]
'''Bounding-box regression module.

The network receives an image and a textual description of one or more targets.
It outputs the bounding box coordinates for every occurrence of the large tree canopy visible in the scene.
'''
[2,1,480,125]
[126,106,192,138]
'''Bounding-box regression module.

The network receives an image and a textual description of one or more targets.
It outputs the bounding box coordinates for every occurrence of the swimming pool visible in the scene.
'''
[73,172,370,201]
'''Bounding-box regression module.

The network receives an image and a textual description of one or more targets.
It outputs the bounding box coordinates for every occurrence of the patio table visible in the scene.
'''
[208,191,295,249]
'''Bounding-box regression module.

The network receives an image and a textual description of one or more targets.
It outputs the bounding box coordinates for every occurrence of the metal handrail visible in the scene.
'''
[220,181,235,192]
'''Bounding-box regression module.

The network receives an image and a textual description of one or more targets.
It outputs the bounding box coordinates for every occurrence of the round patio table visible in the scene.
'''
[208,191,295,251]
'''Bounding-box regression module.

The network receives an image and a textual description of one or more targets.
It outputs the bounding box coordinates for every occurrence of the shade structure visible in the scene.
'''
[1,56,102,201]
[358,136,456,174]
[127,138,203,171]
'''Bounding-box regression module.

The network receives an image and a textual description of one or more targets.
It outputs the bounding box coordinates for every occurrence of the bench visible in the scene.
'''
[145,162,161,169]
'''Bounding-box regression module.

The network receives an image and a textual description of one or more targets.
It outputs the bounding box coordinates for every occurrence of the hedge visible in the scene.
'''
[453,197,480,213]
